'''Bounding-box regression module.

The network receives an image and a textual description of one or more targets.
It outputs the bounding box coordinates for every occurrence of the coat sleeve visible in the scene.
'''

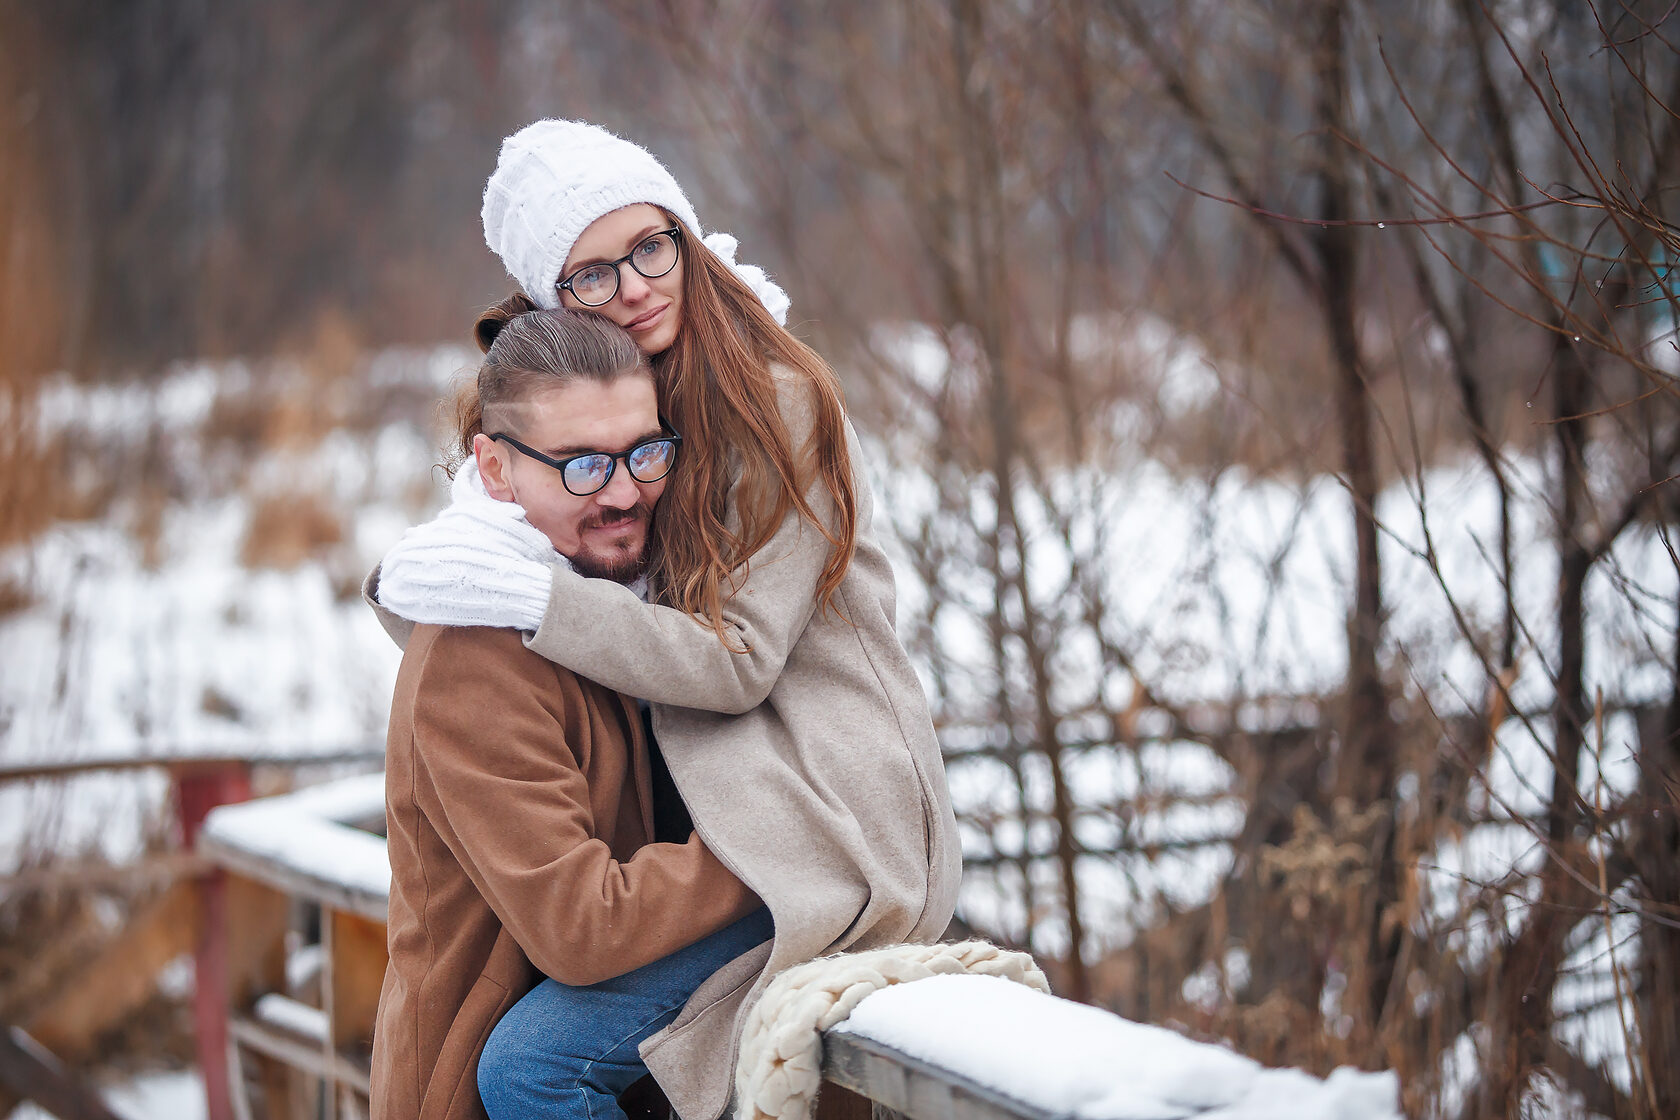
[409,627,760,986]
[523,377,866,714]
[362,562,414,651]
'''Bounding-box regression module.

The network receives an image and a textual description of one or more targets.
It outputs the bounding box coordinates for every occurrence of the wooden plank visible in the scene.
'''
[228,1011,316,1120]
[0,750,384,785]
[179,761,257,1120]
[198,832,388,923]
[815,1080,880,1120]
[225,874,290,1007]
[213,874,290,1120]
[228,1027,313,1120]
[327,909,387,1054]
[229,1017,371,1093]
[196,870,237,1120]
[822,1031,1052,1120]
[196,773,390,921]
[26,878,201,1062]
[0,1026,126,1120]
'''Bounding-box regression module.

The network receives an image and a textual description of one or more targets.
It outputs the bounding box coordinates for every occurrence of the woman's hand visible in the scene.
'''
[375,466,559,632]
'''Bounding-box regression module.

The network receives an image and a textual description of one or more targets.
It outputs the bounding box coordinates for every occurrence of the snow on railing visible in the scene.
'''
[199,771,388,922]
[199,777,1401,1120]
[825,975,1400,1120]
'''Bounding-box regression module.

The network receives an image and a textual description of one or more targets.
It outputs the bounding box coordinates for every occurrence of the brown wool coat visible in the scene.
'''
[368,372,963,1120]
[371,623,758,1120]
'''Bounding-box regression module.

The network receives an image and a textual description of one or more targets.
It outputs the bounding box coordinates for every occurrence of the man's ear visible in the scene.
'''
[472,433,517,501]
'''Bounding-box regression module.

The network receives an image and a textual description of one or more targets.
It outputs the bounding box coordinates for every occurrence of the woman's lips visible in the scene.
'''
[625,304,668,332]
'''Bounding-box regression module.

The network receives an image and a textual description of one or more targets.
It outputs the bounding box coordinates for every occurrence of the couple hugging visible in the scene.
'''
[364,120,964,1120]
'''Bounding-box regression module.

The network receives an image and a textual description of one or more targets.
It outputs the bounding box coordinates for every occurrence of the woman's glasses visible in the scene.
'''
[556,229,681,307]
[489,432,683,496]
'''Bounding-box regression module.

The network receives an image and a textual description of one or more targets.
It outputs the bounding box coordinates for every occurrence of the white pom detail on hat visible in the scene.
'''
[482,119,789,326]
[701,232,791,327]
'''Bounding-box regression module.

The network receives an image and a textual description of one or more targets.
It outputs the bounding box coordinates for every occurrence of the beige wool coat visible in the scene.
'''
[372,623,759,1120]
[369,374,963,1120]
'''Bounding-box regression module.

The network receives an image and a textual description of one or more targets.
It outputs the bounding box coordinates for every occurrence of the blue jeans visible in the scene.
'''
[477,908,774,1120]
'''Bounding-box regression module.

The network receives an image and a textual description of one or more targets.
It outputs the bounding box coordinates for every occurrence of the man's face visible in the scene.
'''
[474,375,668,583]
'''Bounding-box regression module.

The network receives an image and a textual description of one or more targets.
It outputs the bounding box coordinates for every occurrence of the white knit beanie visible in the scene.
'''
[482,120,789,325]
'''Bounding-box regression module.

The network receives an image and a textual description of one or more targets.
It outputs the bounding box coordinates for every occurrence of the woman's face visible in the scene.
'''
[559,203,685,356]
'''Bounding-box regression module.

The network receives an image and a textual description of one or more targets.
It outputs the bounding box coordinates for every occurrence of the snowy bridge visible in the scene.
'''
[182,774,1400,1120]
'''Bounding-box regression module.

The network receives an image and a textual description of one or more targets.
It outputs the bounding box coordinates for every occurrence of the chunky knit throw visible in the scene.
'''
[733,941,1049,1120]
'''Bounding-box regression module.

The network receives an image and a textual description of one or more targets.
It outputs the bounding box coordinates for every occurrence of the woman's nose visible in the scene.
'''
[617,268,652,305]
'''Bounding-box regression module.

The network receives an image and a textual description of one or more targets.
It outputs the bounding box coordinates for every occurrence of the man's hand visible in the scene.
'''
[376,465,559,631]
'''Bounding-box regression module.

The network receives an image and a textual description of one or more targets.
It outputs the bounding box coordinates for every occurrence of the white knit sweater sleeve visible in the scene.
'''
[375,466,563,632]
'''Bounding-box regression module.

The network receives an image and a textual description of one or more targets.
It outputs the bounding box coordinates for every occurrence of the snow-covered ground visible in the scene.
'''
[0,351,470,865]
[9,1071,203,1120]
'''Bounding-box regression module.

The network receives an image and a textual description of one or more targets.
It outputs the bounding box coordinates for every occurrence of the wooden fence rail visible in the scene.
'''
[197,774,389,1120]
[197,776,1400,1120]
[0,752,381,1120]
[195,775,980,1120]
[5,754,1401,1119]
[822,1032,1046,1120]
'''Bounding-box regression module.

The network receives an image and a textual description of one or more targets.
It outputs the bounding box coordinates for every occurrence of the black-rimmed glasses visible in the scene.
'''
[489,432,683,496]
[557,228,682,307]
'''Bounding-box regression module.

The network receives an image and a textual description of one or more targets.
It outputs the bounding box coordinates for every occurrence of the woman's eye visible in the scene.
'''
[575,266,613,289]
[635,236,665,258]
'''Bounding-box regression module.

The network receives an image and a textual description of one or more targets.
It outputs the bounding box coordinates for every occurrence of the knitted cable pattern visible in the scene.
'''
[733,940,1049,1120]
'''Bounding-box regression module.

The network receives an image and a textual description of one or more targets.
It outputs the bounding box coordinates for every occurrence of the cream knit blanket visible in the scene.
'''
[733,940,1050,1120]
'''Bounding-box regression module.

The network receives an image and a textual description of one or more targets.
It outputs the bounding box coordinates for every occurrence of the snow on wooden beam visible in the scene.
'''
[197,773,389,922]
[827,975,1400,1120]
[198,777,1401,1120]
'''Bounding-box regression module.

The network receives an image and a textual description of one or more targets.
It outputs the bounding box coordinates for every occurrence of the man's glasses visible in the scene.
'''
[556,228,681,307]
[489,432,683,497]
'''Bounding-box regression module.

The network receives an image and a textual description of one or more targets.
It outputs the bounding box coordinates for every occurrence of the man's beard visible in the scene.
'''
[568,501,656,584]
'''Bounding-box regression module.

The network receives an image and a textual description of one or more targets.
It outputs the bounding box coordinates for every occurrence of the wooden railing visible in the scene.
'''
[197,773,389,1120]
[194,774,987,1120]
[822,1032,1046,1120]
[196,776,1399,1120]
[0,752,382,1120]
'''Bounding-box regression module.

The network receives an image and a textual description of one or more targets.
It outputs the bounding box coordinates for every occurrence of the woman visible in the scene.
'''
[372,120,962,1120]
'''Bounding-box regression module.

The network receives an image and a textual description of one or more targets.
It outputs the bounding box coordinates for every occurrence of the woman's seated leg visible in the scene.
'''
[477,908,773,1120]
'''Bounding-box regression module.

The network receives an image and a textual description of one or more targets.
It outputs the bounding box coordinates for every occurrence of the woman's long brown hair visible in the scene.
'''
[650,220,857,647]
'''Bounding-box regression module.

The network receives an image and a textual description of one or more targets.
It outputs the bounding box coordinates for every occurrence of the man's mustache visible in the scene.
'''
[580,501,654,532]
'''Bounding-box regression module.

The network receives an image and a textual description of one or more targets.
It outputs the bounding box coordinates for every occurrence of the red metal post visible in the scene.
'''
[176,764,252,1120]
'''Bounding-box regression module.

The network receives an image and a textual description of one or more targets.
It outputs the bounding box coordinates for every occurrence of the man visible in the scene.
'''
[366,308,766,1120]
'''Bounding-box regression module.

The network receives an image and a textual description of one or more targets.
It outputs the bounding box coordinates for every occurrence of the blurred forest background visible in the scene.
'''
[2,1,1678,1118]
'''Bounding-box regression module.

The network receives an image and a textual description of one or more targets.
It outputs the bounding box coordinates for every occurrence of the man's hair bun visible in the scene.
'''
[474,291,541,354]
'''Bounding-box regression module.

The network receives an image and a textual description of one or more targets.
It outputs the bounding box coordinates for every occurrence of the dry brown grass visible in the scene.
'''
[0,390,69,550]
[0,573,34,617]
[239,491,345,570]
[0,841,196,1074]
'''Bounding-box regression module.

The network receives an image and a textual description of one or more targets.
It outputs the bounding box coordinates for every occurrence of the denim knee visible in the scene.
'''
[477,1006,578,1115]
[475,1015,517,1110]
